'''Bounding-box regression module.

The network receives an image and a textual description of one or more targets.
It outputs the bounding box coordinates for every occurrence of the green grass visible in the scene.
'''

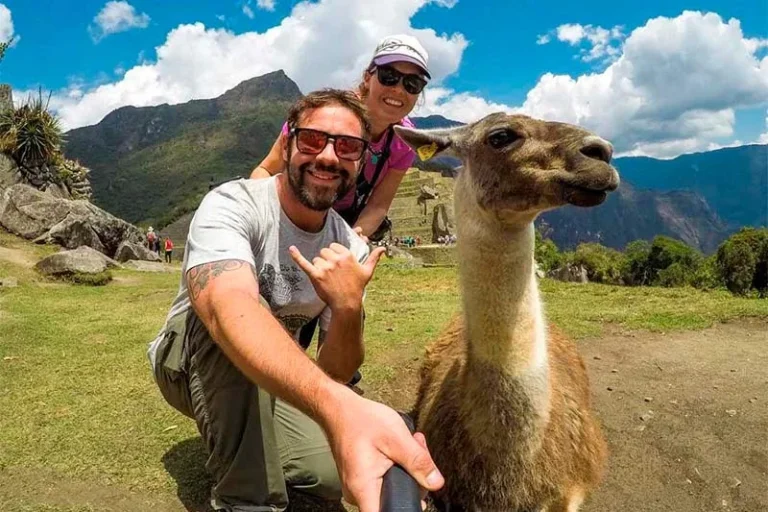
[1,248,766,511]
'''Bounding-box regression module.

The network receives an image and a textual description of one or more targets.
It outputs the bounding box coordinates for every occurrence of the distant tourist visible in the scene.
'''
[146,227,157,253]
[164,237,174,263]
[250,34,433,349]
[146,89,442,512]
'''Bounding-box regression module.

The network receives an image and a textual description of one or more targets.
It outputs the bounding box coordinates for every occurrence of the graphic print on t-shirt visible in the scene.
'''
[257,263,313,335]
[258,263,303,307]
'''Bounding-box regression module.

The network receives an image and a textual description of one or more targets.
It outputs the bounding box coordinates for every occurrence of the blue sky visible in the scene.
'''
[1,0,766,158]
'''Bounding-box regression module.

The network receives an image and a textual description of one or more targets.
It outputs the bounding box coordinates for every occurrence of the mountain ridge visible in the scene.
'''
[60,72,765,253]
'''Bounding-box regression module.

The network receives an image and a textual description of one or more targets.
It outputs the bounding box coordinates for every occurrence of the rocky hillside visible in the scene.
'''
[536,181,730,253]
[63,70,302,226]
[614,144,767,229]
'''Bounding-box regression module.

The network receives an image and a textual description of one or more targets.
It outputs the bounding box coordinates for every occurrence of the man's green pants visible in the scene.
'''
[151,306,341,511]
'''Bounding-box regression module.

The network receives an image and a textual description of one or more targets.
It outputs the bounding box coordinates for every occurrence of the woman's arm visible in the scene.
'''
[250,132,287,179]
[352,169,407,236]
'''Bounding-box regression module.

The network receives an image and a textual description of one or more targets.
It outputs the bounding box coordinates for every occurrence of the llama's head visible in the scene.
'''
[395,113,619,220]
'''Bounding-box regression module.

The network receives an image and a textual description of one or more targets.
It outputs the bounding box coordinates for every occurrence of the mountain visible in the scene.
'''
[536,181,730,253]
[411,115,464,130]
[614,145,767,229]
[63,70,302,226]
[61,71,764,253]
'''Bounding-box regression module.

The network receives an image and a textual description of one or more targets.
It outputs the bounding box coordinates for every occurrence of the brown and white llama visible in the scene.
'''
[394,113,619,512]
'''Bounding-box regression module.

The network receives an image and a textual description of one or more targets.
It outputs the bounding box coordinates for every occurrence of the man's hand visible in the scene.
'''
[289,243,385,311]
[320,389,444,512]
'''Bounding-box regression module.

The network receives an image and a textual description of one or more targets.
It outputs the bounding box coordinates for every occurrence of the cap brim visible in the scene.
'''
[373,55,431,79]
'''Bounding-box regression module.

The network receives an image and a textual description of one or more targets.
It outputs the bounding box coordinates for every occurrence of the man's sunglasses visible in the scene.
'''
[290,128,369,161]
[374,65,428,95]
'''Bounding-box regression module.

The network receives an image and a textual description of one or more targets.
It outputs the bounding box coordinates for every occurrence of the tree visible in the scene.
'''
[646,236,702,286]
[717,239,757,296]
[534,229,563,273]
[621,240,652,286]
[572,242,625,284]
[0,37,13,64]
[716,228,768,297]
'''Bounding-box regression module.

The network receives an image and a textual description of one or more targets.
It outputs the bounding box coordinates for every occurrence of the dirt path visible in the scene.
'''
[0,246,36,268]
[579,320,767,512]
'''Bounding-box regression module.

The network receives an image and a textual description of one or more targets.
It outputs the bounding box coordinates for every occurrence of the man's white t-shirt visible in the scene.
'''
[148,176,370,369]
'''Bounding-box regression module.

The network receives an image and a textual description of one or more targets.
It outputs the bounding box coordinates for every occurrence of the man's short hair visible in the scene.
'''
[286,89,371,140]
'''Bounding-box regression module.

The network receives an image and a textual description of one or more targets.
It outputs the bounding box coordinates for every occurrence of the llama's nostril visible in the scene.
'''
[580,137,613,163]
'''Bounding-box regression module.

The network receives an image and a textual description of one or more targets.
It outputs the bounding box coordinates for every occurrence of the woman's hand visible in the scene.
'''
[353,226,370,243]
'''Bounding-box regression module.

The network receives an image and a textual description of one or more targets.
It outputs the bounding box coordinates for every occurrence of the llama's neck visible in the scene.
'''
[454,182,548,378]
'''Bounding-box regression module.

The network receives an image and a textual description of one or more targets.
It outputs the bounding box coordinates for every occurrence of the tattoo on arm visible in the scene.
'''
[187,260,246,300]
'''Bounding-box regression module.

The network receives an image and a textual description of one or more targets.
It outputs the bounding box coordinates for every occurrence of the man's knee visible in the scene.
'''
[286,452,342,501]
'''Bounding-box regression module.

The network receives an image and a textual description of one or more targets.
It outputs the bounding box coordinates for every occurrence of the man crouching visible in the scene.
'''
[147,89,443,512]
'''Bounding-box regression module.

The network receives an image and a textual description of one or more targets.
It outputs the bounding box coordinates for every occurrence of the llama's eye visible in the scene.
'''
[487,129,521,149]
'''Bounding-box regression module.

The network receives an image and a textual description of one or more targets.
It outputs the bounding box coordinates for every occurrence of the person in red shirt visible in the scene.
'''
[164,237,174,263]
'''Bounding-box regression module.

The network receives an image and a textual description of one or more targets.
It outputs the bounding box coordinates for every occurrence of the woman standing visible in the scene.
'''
[251,34,431,241]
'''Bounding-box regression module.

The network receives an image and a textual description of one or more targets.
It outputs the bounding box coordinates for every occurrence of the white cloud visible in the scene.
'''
[47,7,767,160]
[257,0,276,11]
[51,0,466,130]
[89,1,150,42]
[414,87,515,122]
[243,5,255,19]
[0,4,19,47]
[539,23,625,63]
[756,111,768,144]
[520,11,768,157]
[745,37,768,54]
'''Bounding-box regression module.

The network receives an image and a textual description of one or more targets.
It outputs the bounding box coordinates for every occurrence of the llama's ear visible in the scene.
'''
[393,125,458,161]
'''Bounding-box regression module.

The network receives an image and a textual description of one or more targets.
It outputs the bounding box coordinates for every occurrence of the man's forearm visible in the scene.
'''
[316,306,364,383]
[204,288,346,422]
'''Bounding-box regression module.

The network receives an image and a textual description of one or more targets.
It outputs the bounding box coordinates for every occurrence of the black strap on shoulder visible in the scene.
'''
[355,126,396,209]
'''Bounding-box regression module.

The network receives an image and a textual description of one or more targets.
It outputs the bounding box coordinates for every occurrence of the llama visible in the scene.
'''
[394,113,619,512]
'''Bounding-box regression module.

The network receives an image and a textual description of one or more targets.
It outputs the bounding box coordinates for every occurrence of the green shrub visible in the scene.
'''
[0,90,63,168]
[572,242,625,284]
[621,240,652,286]
[691,255,723,290]
[656,262,694,288]
[647,236,702,286]
[534,230,563,273]
[716,227,768,297]
[68,271,113,286]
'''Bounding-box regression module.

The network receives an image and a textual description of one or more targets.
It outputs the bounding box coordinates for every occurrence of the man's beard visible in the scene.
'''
[287,158,356,212]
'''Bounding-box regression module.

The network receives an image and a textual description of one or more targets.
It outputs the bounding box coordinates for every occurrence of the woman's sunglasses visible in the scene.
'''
[374,65,428,95]
[290,128,369,161]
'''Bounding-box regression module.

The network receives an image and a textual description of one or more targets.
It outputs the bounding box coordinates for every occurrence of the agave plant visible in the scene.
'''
[0,90,63,168]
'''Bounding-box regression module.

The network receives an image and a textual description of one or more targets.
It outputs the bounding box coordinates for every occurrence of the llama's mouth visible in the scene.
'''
[560,183,612,207]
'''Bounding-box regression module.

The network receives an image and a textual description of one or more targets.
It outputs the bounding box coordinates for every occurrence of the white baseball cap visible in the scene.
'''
[370,34,431,79]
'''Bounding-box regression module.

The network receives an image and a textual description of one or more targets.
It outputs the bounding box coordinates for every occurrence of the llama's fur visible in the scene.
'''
[395,113,619,512]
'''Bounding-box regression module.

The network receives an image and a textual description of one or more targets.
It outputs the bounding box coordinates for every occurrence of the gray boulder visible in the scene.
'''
[0,153,20,190]
[115,240,161,263]
[418,184,439,201]
[432,203,454,243]
[0,184,147,259]
[35,246,120,276]
[0,276,18,288]
[122,260,170,272]
[548,263,589,284]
